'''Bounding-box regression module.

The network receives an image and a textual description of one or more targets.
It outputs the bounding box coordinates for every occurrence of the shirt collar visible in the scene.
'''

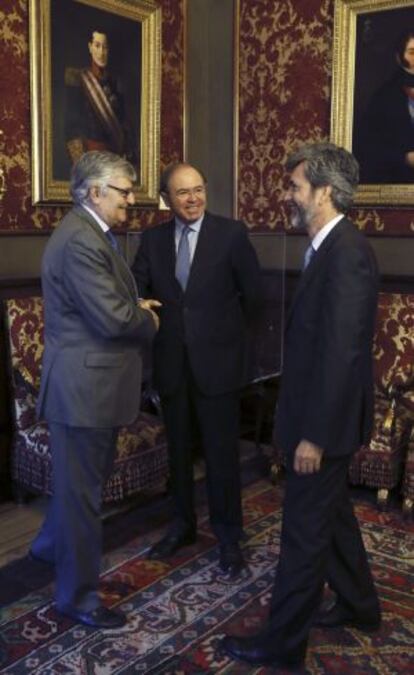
[311,214,344,251]
[175,215,204,233]
[82,203,110,233]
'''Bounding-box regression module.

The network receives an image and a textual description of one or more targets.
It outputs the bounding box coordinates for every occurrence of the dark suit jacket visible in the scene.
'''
[275,217,378,458]
[132,211,262,397]
[37,206,156,428]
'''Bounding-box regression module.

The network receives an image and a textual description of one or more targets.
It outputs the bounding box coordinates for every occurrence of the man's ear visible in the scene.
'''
[89,185,101,205]
[318,184,332,205]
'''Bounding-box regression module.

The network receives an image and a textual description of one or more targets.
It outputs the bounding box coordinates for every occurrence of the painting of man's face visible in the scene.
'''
[402,36,414,71]
[88,31,109,69]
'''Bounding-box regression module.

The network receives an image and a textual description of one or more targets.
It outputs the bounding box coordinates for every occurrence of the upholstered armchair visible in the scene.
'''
[4,296,169,503]
[271,292,414,511]
[349,292,414,508]
[402,425,414,517]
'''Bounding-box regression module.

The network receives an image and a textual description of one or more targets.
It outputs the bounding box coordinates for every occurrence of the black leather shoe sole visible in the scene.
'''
[219,559,246,578]
[148,532,197,560]
[221,636,304,669]
[219,545,245,578]
[315,607,381,632]
[57,605,126,629]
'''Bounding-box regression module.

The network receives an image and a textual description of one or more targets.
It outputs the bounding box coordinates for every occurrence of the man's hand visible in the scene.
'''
[139,298,162,331]
[293,439,324,474]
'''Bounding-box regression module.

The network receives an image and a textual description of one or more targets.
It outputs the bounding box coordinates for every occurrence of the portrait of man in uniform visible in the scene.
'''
[50,0,141,182]
[64,29,137,167]
[351,5,414,186]
[332,0,414,205]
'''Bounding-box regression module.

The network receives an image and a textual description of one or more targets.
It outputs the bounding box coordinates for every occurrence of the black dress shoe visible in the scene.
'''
[222,634,305,669]
[57,605,126,628]
[28,549,54,566]
[315,602,381,632]
[148,530,197,560]
[219,543,245,577]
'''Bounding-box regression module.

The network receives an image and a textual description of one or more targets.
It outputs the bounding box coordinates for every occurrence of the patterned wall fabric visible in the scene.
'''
[237,0,414,235]
[0,0,184,232]
[1,0,414,236]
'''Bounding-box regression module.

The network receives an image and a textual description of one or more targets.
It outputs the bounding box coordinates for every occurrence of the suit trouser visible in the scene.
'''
[263,454,380,657]
[31,423,118,612]
[161,358,243,544]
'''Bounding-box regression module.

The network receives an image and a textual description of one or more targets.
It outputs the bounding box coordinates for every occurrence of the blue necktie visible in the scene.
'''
[303,244,315,270]
[105,229,121,255]
[175,226,192,290]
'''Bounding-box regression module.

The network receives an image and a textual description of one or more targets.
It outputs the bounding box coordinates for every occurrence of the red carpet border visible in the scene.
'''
[0,480,412,674]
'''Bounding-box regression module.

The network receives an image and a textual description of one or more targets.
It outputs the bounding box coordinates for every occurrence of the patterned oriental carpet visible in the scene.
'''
[0,478,413,674]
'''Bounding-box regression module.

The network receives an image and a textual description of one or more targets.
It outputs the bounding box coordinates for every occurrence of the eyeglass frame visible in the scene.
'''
[106,184,135,199]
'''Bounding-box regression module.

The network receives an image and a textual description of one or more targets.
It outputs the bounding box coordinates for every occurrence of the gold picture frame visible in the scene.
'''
[30,0,161,205]
[331,0,414,205]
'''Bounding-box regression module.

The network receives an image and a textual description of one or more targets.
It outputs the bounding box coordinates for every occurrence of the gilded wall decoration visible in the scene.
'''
[237,0,414,235]
[0,0,184,232]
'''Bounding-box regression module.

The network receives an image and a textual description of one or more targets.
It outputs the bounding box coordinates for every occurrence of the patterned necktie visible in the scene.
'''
[175,226,192,290]
[105,229,121,255]
[303,244,315,270]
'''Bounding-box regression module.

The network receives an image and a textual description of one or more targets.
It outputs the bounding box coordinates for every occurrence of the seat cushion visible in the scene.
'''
[11,411,169,503]
[349,395,410,489]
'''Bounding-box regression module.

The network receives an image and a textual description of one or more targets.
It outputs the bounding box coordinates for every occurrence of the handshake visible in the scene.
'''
[139,298,162,330]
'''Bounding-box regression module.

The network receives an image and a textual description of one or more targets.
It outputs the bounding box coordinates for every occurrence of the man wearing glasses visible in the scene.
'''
[132,162,262,577]
[30,151,158,628]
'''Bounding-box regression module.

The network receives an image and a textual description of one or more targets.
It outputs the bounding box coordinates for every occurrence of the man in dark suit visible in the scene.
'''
[132,162,262,576]
[223,143,381,668]
[30,151,158,628]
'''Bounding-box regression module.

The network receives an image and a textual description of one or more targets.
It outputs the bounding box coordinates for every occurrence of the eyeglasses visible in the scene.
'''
[106,184,135,199]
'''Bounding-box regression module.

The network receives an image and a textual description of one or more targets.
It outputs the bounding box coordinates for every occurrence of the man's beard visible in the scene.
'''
[290,203,310,230]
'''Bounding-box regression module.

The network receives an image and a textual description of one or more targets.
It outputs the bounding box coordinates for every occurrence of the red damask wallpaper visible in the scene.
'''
[1,0,413,236]
[237,0,414,235]
[0,0,184,232]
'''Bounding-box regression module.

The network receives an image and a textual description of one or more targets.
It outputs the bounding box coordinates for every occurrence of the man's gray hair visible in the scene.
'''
[70,151,136,205]
[286,142,359,212]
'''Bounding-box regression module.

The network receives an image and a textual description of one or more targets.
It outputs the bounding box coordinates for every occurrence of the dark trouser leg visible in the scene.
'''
[326,487,380,618]
[31,496,56,563]
[265,455,354,656]
[36,424,117,612]
[194,389,243,544]
[161,371,198,534]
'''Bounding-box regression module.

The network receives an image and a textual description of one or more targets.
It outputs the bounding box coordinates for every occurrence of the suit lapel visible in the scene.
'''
[160,219,181,295]
[286,217,349,327]
[74,206,139,300]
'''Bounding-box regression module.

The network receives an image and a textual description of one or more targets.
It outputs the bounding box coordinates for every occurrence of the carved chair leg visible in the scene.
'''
[402,497,413,520]
[270,462,281,485]
[376,488,389,510]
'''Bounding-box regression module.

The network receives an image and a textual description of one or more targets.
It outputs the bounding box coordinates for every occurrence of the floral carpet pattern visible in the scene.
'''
[0,479,413,674]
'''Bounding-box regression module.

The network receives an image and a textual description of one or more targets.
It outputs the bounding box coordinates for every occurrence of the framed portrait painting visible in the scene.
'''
[29,0,161,205]
[331,0,414,205]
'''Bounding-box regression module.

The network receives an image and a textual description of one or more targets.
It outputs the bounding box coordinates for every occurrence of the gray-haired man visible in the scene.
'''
[30,151,158,628]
